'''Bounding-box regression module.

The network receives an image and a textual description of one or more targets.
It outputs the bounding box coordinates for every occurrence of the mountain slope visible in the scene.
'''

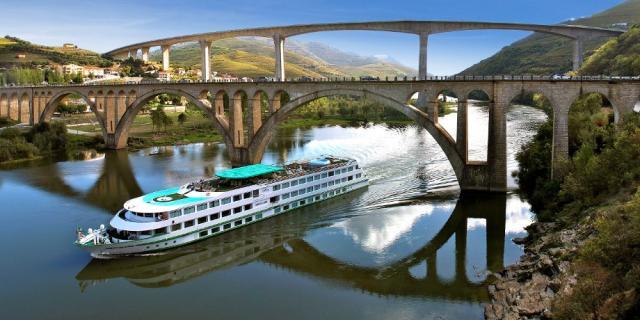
[0,36,112,68]
[461,0,640,75]
[578,26,640,75]
[149,38,416,78]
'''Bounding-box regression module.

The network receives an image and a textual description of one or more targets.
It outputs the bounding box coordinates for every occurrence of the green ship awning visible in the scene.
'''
[216,164,283,179]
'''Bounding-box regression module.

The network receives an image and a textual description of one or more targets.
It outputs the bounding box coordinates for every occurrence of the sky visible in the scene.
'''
[0,0,625,75]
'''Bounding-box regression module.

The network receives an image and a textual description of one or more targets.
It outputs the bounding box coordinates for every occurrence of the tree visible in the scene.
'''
[177,112,187,126]
[150,107,163,133]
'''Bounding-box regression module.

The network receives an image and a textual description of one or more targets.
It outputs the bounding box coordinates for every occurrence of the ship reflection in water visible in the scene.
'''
[77,191,531,303]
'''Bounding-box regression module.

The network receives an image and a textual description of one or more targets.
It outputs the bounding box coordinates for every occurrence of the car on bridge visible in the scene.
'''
[255,76,275,82]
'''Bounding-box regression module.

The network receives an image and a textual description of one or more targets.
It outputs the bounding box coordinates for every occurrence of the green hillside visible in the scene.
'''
[578,26,640,75]
[149,38,416,78]
[461,0,640,75]
[0,36,112,68]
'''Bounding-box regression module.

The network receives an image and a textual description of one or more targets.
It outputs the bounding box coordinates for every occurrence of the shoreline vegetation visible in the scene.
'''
[486,92,640,319]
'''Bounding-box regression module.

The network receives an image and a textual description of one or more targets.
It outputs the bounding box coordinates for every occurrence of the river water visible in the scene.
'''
[0,104,546,319]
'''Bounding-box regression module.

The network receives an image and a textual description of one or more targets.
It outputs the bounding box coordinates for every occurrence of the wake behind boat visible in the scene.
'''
[76,156,368,258]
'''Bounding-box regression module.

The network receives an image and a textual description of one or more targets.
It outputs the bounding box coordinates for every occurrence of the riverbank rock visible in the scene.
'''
[485,220,591,319]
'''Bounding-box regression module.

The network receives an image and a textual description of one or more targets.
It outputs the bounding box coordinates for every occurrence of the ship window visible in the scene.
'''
[198,216,208,224]
[144,213,153,218]
[244,204,252,210]
[155,227,166,234]
[283,205,289,210]
[321,173,327,178]
[298,178,305,185]
[291,202,298,208]
[291,190,298,197]
[141,230,151,235]
[342,187,347,192]
[210,213,220,220]
[328,171,334,177]
[222,210,231,217]
[253,190,259,197]
[223,223,231,230]
[356,165,360,169]
[233,207,242,214]
[356,173,362,178]
[315,196,320,201]
[274,207,281,214]
[282,193,290,199]
[197,203,208,211]
[291,180,298,186]
[300,200,306,205]
[243,192,251,199]
[341,168,347,173]
[314,175,320,181]
[282,182,290,189]
[273,184,280,191]
[341,178,347,183]
[171,224,182,231]
[321,183,327,188]
[348,166,354,172]
[270,196,279,203]
[234,220,242,226]
[169,209,182,218]
[199,230,208,237]
[348,176,353,181]
[307,187,313,193]
[209,200,220,208]
[299,188,306,195]
[221,197,231,205]
[314,185,320,190]
[245,216,253,223]
[185,220,195,228]
[328,181,334,186]
[307,177,313,183]
[256,213,263,219]
[184,206,195,214]
[211,227,220,233]
[233,195,241,202]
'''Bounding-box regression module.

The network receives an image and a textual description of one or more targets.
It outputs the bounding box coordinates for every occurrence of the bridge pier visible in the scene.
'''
[456,100,468,162]
[141,47,149,63]
[161,45,171,71]
[551,102,570,179]
[200,41,212,81]
[274,34,285,81]
[418,33,429,80]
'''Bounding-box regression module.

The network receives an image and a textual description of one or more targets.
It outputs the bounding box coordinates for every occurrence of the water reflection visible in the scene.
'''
[76,192,526,303]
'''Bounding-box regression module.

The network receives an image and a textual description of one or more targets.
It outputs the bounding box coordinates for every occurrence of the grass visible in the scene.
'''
[0,38,17,46]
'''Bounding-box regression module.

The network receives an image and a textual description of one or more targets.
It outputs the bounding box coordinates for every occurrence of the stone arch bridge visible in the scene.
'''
[1,79,639,192]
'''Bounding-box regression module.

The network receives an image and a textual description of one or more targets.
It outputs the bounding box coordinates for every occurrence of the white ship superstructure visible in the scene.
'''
[76,156,368,258]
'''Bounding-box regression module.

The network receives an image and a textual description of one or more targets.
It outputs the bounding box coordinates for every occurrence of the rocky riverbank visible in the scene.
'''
[484,218,597,319]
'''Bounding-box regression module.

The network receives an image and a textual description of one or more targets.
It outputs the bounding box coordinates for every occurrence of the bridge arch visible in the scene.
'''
[40,90,107,137]
[248,88,465,182]
[113,88,232,149]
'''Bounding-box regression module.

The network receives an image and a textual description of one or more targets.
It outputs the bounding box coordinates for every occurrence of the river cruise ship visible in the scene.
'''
[76,156,368,258]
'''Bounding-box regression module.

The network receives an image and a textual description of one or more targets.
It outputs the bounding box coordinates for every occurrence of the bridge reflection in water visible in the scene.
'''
[76,191,509,303]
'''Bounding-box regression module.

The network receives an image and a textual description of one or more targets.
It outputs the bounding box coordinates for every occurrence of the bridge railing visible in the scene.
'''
[1,75,639,89]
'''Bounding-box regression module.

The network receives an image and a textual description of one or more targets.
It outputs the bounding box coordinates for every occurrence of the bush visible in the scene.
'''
[26,122,68,153]
[553,190,640,319]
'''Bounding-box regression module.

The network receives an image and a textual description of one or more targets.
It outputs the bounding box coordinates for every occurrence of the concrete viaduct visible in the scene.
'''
[2,79,639,192]
[103,20,623,80]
